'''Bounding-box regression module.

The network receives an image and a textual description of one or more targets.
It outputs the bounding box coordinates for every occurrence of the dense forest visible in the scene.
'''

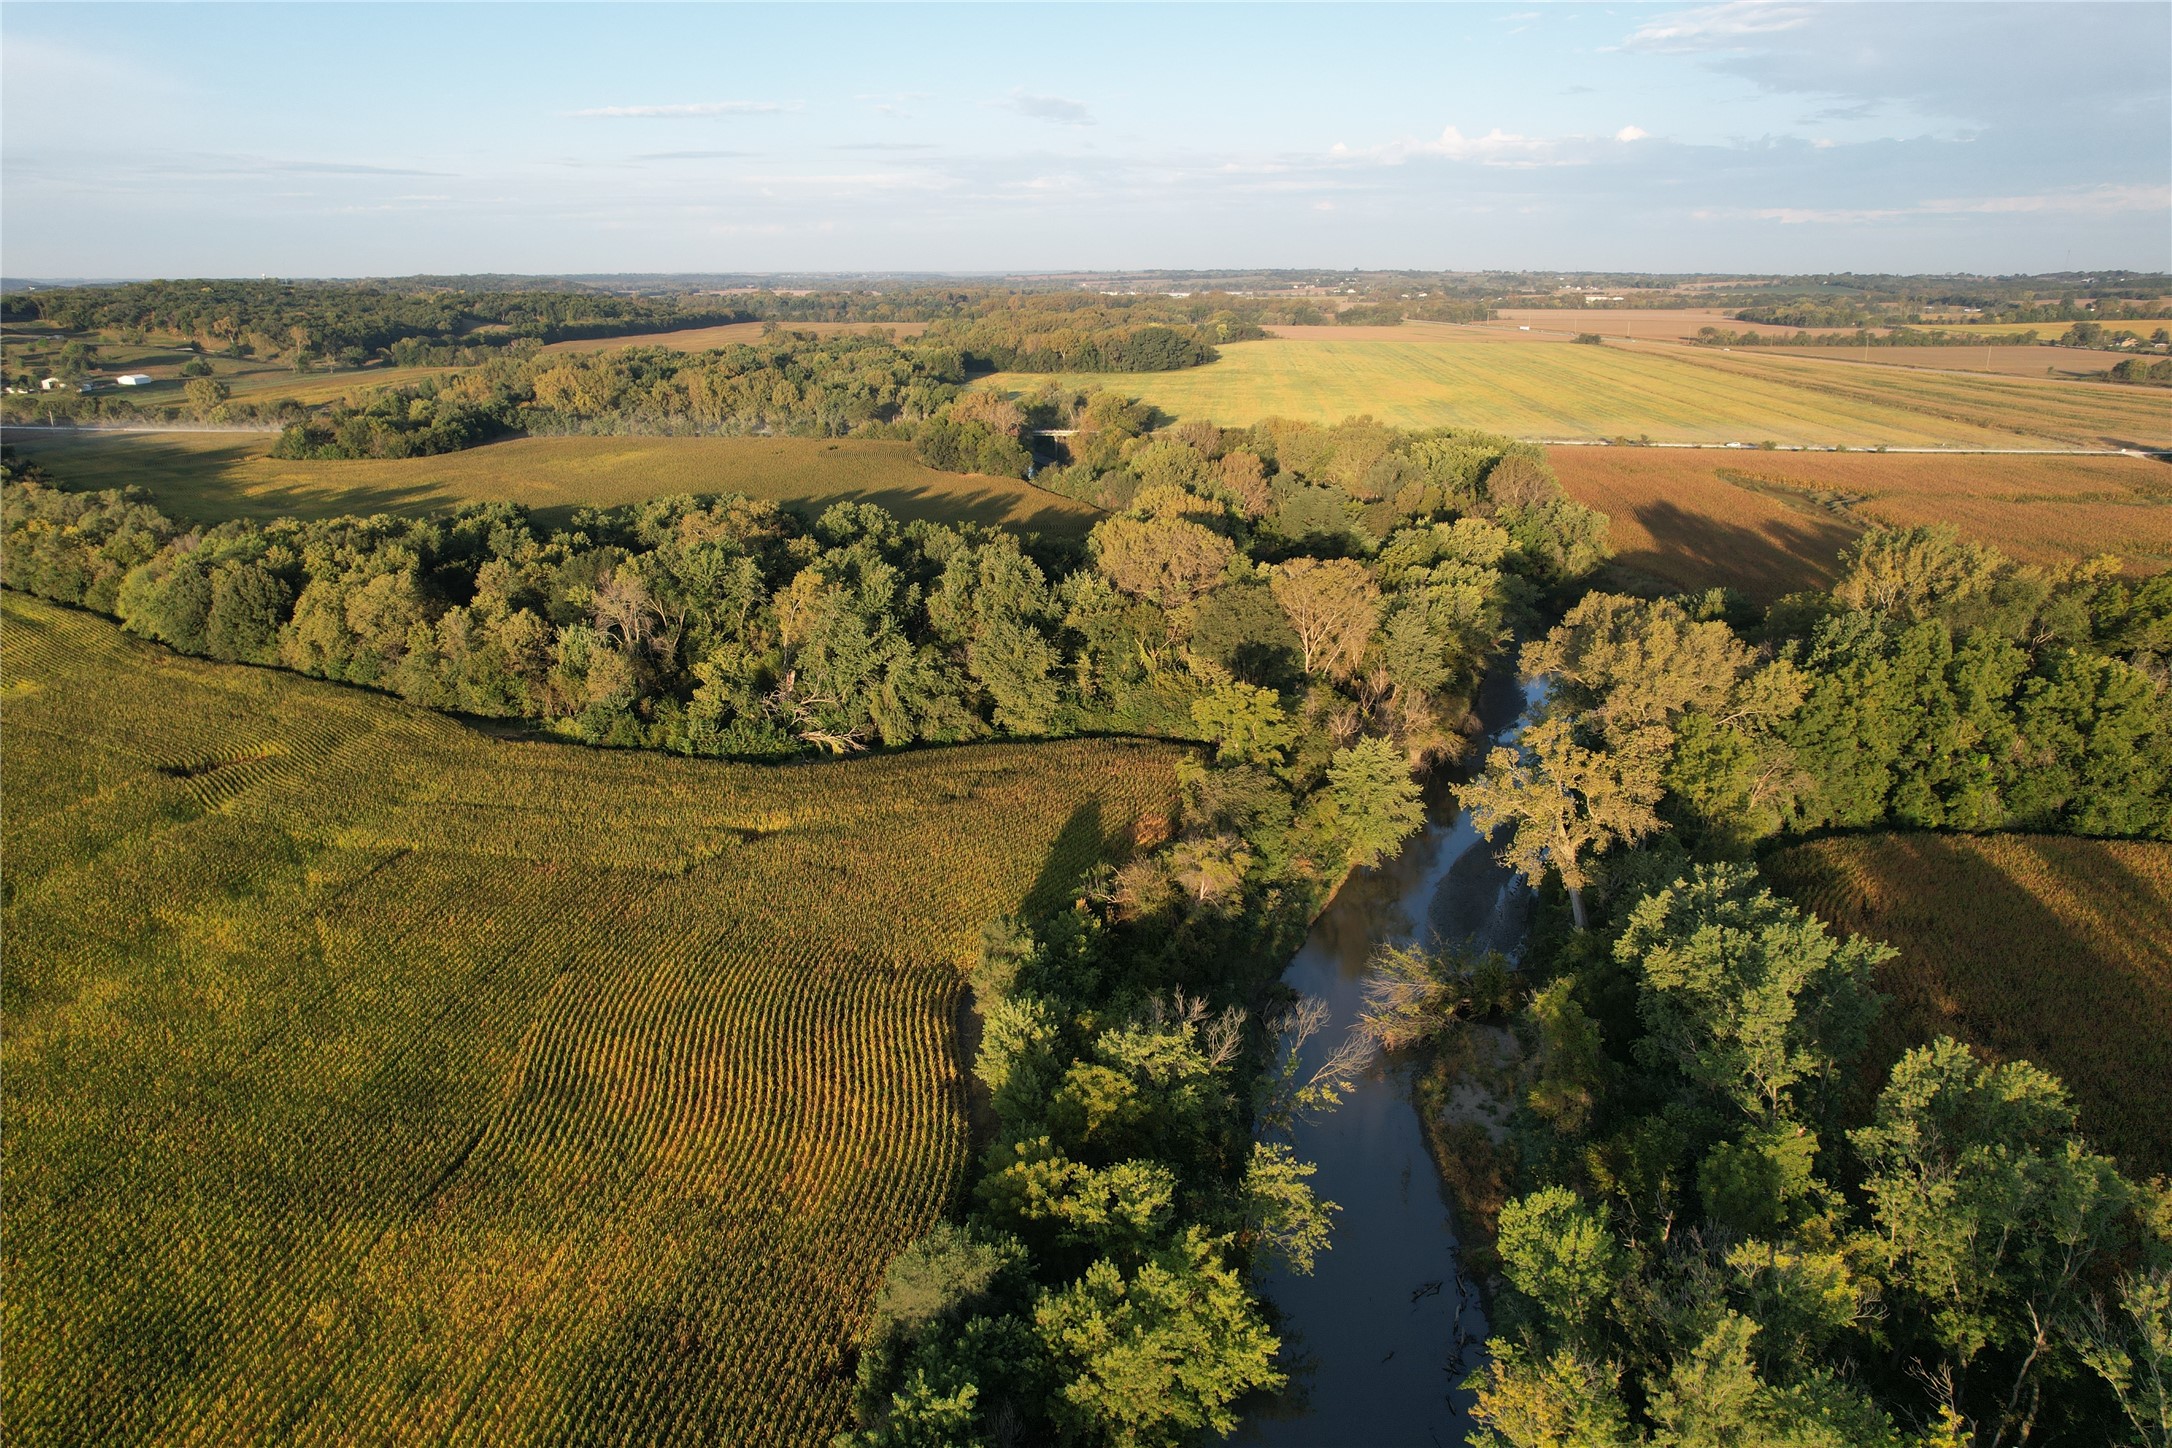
[0,412,1601,760]
[1385,528,2172,1446]
[271,331,970,459]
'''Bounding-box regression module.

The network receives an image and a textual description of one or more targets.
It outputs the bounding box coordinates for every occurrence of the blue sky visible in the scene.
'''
[4,2,2166,277]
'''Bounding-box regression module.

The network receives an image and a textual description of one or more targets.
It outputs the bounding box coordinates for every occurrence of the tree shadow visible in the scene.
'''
[1017,799,1114,920]
[1767,832,2171,1178]
[1616,497,1857,603]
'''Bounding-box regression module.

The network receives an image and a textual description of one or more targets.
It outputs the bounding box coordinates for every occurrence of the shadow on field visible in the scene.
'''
[1619,497,1857,602]
[533,481,1097,540]
[13,432,459,523]
[1017,800,1111,919]
[1764,833,2171,1179]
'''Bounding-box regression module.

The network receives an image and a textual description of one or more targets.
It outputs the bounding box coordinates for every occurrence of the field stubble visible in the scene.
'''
[1547,447,2172,600]
[986,329,2170,449]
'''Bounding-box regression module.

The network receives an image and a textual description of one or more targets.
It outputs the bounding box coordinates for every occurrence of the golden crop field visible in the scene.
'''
[540,320,929,355]
[983,328,2172,449]
[217,362,466,405]
[1765,832,2172,1177]
[6,431,1101,535]
[1548,447,2172,595]
[0,591,1176,1446]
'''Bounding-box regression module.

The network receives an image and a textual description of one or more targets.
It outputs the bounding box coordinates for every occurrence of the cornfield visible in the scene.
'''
[0,591,1175,1446]
[1765,831,2172,1178]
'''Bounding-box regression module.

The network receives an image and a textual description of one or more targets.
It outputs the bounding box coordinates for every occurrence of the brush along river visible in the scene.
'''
[1239,671,1541,1446]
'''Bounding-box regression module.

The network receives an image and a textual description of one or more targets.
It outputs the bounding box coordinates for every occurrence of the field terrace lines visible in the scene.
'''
[0,591,1177,1445]
[986,328,2172,450]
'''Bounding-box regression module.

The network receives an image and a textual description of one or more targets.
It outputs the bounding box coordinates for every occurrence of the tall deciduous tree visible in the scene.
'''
[1090,514,1234,610]
[1455,716,1665,929]
[1269,557,1380,680]
[1851,1038,2136,1443]
[1034,1228,1283,1447]
[1617,863,1888,1126]
[1322,736,1425,870]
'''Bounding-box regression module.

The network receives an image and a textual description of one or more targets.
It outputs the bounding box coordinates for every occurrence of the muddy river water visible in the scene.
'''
[1236,673,1540,1448]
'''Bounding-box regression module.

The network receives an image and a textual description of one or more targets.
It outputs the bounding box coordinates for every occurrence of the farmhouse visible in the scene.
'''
[39,376,65,390]
[115,373,154,386]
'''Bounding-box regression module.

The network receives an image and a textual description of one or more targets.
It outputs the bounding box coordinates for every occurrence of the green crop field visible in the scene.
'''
[1765,832,2172,1178]
[0,591,1175,1445]
[983,330,2172,449]
[5,431,1101,535]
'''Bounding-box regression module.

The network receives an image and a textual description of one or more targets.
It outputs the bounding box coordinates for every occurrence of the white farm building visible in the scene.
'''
[115,374,155,386]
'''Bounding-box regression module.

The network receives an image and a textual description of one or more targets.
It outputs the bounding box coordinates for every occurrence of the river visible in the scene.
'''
[1236,671,1541,1448]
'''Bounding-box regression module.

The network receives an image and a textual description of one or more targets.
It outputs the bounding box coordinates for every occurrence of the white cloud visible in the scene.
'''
[995,90,1096,127]
[1339,125,1569,167]
[1615,126,1650,142]
[570,101,791,119]
[1747,182,2172,225]
[1625,2,1811,52]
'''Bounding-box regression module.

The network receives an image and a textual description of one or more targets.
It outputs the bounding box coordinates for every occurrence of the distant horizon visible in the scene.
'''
[7,266,2168,292]
[5,2,2165,277]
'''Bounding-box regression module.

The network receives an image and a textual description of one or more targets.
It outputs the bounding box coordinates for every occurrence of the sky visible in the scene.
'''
[3,1,2167,278]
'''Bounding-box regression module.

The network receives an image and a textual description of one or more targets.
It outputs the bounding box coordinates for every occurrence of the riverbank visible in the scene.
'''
[1234,667,1541,1446]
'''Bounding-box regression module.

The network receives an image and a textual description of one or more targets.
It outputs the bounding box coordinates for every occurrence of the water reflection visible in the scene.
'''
[1236,675,1540,1447]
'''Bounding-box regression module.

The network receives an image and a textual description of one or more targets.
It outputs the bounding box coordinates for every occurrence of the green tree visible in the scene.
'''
[1497,1185,1622,1337]
[1522,593,1757,734]
[1321,736,1425,869]
[1618,864,1888,1126]
[1240,1142,1335,1275]
[1456,715,1666,929]
[1851,1038,2136,1441]
[1189,681,1294,765]
[1034,1228,1283,1448]
[1646,1313,1905,1448]
[1091,513,1234,610]
[1469,1345,1639,1448]
[183,376,231,414]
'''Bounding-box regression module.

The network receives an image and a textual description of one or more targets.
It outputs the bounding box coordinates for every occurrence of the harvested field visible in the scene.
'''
[541,320,929,355]
[1486,308,1815,341]
[1765,832,2172,1178]
[0,591,1175,1446]
[1544,448,1860,601]
[1757,345,2107,379]
[6,430,1100,536]
[1548,447,2172,591]
[984,329,2171,449]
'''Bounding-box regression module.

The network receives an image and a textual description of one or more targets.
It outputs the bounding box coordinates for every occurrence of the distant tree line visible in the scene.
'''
[1455,532,2170,921]
[268,331,964,460]
[1,280,756,366]
[0,414,1606,766]
[1694,325,2050,349]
